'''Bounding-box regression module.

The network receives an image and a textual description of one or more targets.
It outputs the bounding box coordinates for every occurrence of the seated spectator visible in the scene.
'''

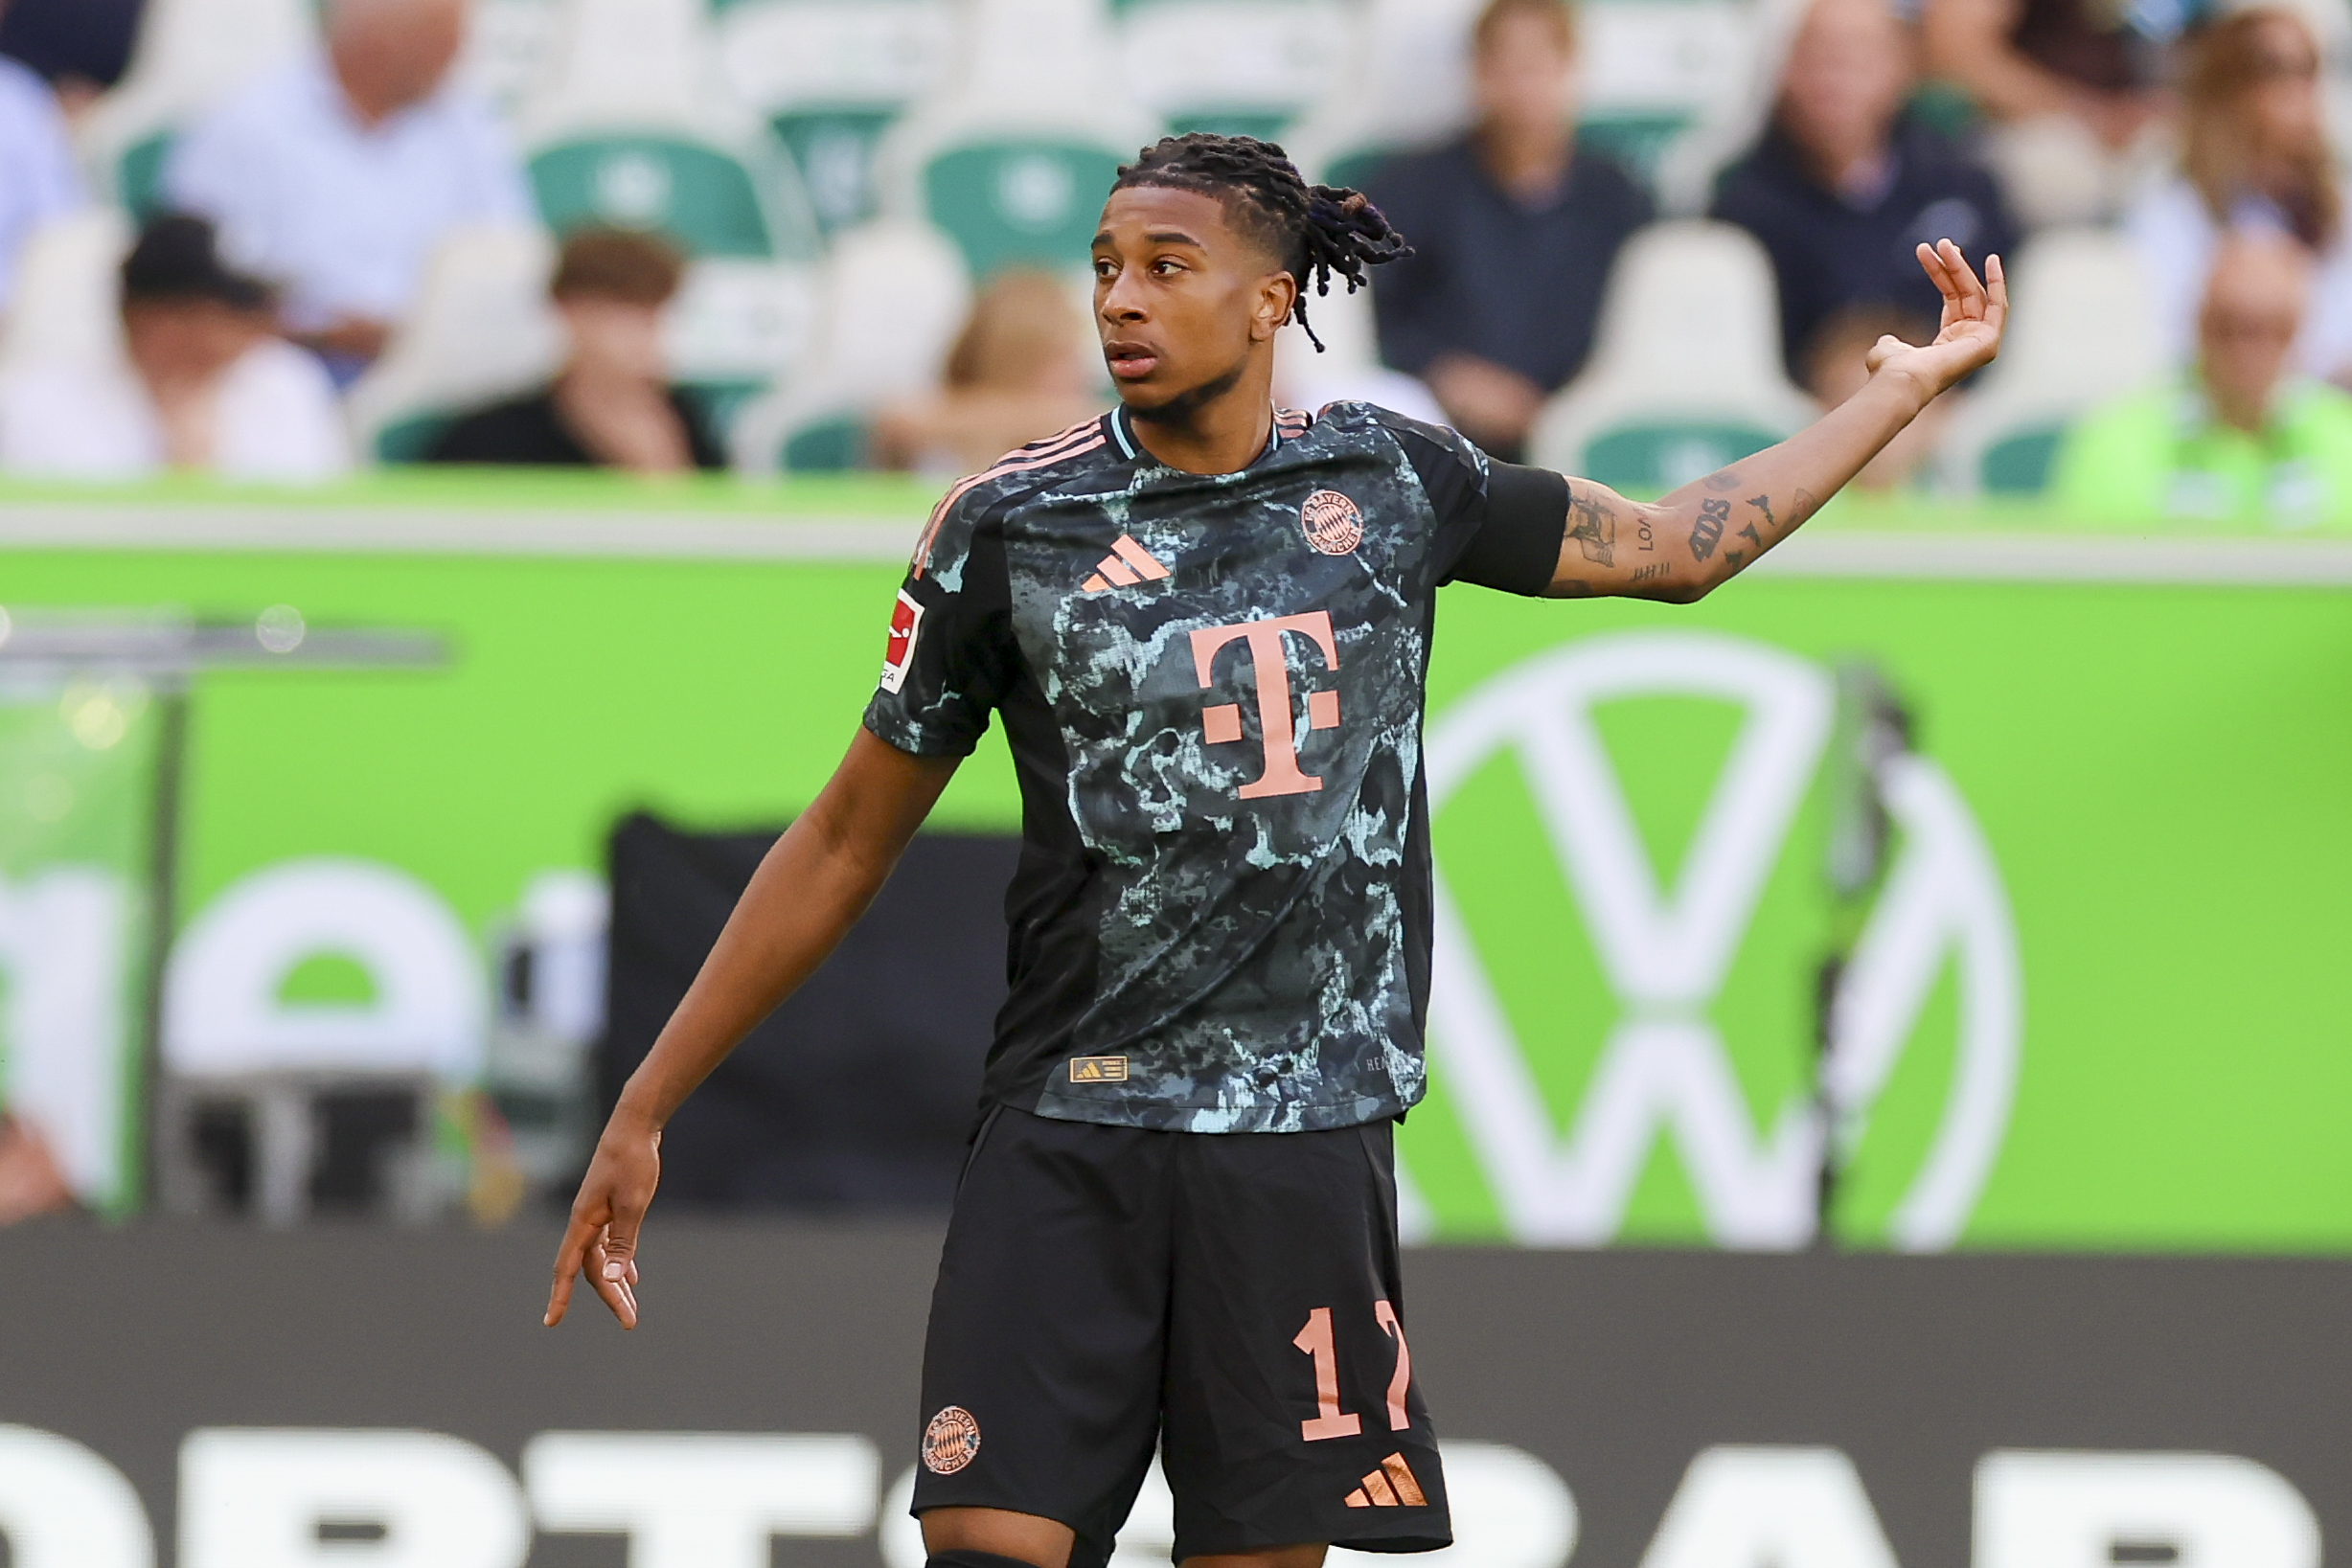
[163,0,530,382]
[1921,0,2182,226]
[870,270,1101,477]
[0,215,353,481]
[2052,232,2352,529]
[1803,304,1949,489]
[1713,0,2018,379]
[2126,8,2352,384]
[0,0,145,121]
[1364,0,1653,460]
[426,227,726,473]
[0,28,82,319]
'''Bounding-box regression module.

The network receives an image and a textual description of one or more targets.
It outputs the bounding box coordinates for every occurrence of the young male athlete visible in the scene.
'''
[546,134,2006,1568]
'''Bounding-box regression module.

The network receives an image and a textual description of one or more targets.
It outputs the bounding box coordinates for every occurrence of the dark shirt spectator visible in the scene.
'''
[0,0,144,116]
[428,227,725,473]
[430,388,724,469]
[1366,0,1653,460]
[1711,0,2017,375]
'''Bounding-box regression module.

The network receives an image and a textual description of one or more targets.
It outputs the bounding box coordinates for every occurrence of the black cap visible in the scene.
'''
[120,215,273,310]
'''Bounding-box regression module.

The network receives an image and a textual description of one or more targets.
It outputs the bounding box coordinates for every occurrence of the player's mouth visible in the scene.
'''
[1104,341,1160,380]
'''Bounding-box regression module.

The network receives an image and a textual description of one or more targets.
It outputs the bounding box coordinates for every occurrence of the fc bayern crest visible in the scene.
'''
[923,1405,981,1474]
[1301,489,1363,555]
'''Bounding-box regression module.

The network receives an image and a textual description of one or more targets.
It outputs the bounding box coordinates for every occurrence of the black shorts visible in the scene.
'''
[911,1106,1450,1567]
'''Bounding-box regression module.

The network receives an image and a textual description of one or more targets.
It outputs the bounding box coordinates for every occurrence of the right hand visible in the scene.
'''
[545,1109,661,1329]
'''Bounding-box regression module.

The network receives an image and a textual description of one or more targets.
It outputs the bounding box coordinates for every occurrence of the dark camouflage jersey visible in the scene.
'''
[864,401,1565,1133]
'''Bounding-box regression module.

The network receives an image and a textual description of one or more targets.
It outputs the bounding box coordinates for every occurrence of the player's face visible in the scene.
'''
[1091,186,1296,419]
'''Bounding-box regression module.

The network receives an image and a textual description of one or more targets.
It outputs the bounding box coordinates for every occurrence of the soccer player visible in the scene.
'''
[545,134,2005,1568]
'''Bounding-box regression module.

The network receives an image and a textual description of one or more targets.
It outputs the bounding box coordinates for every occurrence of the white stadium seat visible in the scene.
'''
[1114,0,1353,146]
[1932,228,2159,497]
[870,0,1159,282]
[715,0,951,234]
[344,224,563,464]
[1528,220,1816,492]
[0,211,133,375]
[731,218,973,473]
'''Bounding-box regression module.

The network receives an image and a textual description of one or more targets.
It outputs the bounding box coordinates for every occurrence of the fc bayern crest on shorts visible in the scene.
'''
[923,1405,981,1473]
[1300,489,1364,555]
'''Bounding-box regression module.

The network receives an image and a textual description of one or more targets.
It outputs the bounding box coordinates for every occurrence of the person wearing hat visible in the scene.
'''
[0,213,351,480]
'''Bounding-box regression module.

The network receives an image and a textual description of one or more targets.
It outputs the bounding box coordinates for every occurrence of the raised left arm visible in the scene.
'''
[1542,240,2006,602]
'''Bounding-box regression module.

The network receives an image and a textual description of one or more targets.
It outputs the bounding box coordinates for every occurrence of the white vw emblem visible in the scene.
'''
[1417,630,2021,1251]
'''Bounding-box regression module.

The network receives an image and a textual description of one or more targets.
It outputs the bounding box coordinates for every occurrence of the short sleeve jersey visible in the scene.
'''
[864,401,1567,1133]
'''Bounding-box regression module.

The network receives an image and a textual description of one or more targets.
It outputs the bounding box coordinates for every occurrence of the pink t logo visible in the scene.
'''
[1190,611,1342,798]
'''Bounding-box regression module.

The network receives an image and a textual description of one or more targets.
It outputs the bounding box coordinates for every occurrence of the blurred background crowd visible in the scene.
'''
[1,0,2350,527]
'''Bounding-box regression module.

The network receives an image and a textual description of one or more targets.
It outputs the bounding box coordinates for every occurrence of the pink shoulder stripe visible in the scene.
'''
[909,428,1109,576]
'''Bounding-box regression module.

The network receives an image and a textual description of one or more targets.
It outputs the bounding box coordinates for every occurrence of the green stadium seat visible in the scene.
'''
[1529,222,1815,490]
[918,139,1129,277]
[1932,229,2156,496]
[527,135,780,259]
[782,412,873,470]
[117,132,175,220]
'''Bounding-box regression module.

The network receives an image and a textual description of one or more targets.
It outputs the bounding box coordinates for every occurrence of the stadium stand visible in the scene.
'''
[512,0,823,432]
[715,0,950,235]
[75,0,315,215]
[1528,219,1816,491]
[0,209,131,375]
[345,223,563,462]
[871,0,1157,281]
[731,217,971,473]
[1933,226,2158,495]
[1114,0,1351,144]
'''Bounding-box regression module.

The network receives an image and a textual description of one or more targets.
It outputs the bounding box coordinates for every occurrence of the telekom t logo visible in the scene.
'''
[1190,612,1341,798]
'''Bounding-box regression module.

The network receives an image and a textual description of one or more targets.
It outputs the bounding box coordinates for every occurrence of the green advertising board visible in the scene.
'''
[3,476,2349,1250]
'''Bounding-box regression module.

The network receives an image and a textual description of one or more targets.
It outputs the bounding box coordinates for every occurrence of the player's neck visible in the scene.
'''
[1123,362,1276,475]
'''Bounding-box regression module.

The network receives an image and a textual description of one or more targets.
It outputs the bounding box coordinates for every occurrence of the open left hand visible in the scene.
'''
[1864,239,2008,403]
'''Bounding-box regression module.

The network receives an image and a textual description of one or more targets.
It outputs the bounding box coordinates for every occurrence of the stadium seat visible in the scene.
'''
[1933,227,2158,496]
[1650,0,1813,215]
[1284,0,1475,184]
[1271,279,1447,424]
[870,0,1159,279]
[0,211,132,375]
[1112,0,1352,144]
[732,218,971,473]
[74,0,317,214]
[1527,220,1816,492]
[345,225,562,463]
[713,0,950,235]
[514,0,823,405]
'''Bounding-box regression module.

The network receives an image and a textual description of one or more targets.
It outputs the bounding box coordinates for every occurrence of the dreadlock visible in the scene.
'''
[1111,132,1411,353]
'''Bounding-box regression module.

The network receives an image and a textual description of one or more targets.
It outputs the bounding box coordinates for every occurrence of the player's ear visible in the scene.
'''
[1252,270,1298,343]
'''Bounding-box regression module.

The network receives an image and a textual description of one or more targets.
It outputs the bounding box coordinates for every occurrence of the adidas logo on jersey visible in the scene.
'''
[1067,1056,1130,1082]
[1343,1453,1428,1509]
[1082,535,1172,593]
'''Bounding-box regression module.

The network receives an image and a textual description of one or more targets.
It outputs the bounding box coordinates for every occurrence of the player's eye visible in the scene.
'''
[1152,258,1183,276]
[1092,258,1116,279]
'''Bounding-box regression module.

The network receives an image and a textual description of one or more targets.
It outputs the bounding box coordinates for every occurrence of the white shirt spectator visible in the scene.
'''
[162,50,531,332]
[0,337,354,481]
[2126,176,2352,384]
[0,55,83,316]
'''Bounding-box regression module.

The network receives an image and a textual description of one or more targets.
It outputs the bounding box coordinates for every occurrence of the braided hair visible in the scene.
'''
[1110,132,1410,352]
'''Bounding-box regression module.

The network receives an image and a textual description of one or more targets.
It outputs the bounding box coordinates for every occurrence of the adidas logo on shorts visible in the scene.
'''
[1343,1453,1428,1509]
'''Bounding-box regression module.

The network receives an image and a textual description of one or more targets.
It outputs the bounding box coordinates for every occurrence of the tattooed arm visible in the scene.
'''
[1544,240,2006,602]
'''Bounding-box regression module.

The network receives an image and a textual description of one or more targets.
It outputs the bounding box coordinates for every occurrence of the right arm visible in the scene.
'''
[544,729,959,1329]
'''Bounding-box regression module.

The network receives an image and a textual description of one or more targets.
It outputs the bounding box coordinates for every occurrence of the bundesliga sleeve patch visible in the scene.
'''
[879,589,925,694]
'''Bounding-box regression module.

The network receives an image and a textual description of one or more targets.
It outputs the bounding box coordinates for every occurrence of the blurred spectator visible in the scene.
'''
[0,215,354,481]
[163,0,530,382]
[2126,8,2352,383]
[1712,0,2018,379]
[1803,304,1949,489]
[1920,0,2181,225]
[0,1114,70,1225]
[1364,0,1653,460]
[871,270,1100,476]
[0,0,145,120]
[426,227,725,473]
[0,27,82,319]
[2052,232,2352,528]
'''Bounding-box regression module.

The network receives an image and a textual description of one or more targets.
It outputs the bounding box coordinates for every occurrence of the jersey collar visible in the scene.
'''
[1107,403,1287,468]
